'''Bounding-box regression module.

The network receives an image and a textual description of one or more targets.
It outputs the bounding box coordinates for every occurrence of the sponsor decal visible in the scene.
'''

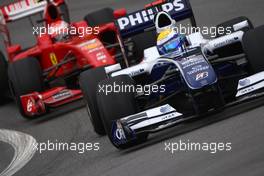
[50,53,58,65]
[79,39,104,53]
[117,0,186,30]
[161,113,178,121]
[115,128,126,141]
[86,42,100,50]
[236,72,264,97]
[187,65,209,75]
[112,121,129,145]
[196,72,209,81]
[96,52,107,61]
[130,68,145,76]
[239,78,251,87]
[27,99,33,112]
[239,86,255,95]
[53,90,72,100]
[213,37,239,49]
[160,105,172,113]
[79,39,97,49]
[175,54,217,89]
[181,58,204,70]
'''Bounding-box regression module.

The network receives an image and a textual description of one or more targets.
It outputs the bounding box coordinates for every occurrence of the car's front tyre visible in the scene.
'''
[97,75,148,149]
[8,58,43,118]
[80,67,107,135]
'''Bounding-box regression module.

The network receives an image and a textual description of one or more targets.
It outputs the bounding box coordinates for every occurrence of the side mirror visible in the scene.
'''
[7,44,21,55]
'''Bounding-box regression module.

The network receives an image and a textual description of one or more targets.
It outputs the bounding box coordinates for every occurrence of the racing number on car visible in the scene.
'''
[50,53,58,65]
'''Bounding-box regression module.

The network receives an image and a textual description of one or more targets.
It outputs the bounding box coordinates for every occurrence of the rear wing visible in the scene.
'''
[0,0,65,22]
[0,0,68,47]
[116,0,196,38]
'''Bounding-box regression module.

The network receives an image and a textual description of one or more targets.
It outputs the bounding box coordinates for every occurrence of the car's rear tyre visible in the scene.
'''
[84,8,114,27]
[215,16,254,57]
[79,67,107,135]
[0,52,8,103]
[242,25,264,73]
[97,75,148,149]
[8,58,43,118]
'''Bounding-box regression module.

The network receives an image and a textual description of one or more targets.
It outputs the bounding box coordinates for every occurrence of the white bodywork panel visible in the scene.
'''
[233,20,249,32]
[236,71,264,97]
[121,104,182,130]
[186,32,208,48]
[143,46,160,62]
[104,64,122,74]
[203,31,244,53]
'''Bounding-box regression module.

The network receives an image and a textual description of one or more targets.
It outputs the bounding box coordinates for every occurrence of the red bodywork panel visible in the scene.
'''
[10,22,117,78]
[21,87,83,117]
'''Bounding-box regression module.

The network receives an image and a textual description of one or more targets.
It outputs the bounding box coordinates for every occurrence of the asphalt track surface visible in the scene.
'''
[0,0,264,176]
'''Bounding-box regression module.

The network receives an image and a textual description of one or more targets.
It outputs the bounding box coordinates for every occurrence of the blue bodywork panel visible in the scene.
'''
[175,54,217,89]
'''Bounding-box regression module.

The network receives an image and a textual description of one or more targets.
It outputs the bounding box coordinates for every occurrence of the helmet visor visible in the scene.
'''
[163,38,182,53]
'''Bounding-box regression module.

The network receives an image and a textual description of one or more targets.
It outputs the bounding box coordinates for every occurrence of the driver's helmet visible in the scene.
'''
[157,28,184,55]
[49,20,70,42]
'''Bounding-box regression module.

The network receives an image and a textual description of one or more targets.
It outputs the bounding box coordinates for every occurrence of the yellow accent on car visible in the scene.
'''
[157,29,172,41]
[50,53,58,65]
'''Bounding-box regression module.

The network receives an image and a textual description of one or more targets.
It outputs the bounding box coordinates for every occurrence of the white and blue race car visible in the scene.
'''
[80,0,264,148]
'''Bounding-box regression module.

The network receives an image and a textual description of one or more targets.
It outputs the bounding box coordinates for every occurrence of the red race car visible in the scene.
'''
[0,0,154,118]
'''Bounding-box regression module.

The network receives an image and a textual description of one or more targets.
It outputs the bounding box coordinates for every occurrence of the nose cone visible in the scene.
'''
[155,12,175,33]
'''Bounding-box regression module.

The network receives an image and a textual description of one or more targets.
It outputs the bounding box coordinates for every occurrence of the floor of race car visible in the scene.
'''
[1,0,264,176]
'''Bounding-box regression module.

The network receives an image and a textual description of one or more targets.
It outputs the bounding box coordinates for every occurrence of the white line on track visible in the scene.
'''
[0,129,37,176]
